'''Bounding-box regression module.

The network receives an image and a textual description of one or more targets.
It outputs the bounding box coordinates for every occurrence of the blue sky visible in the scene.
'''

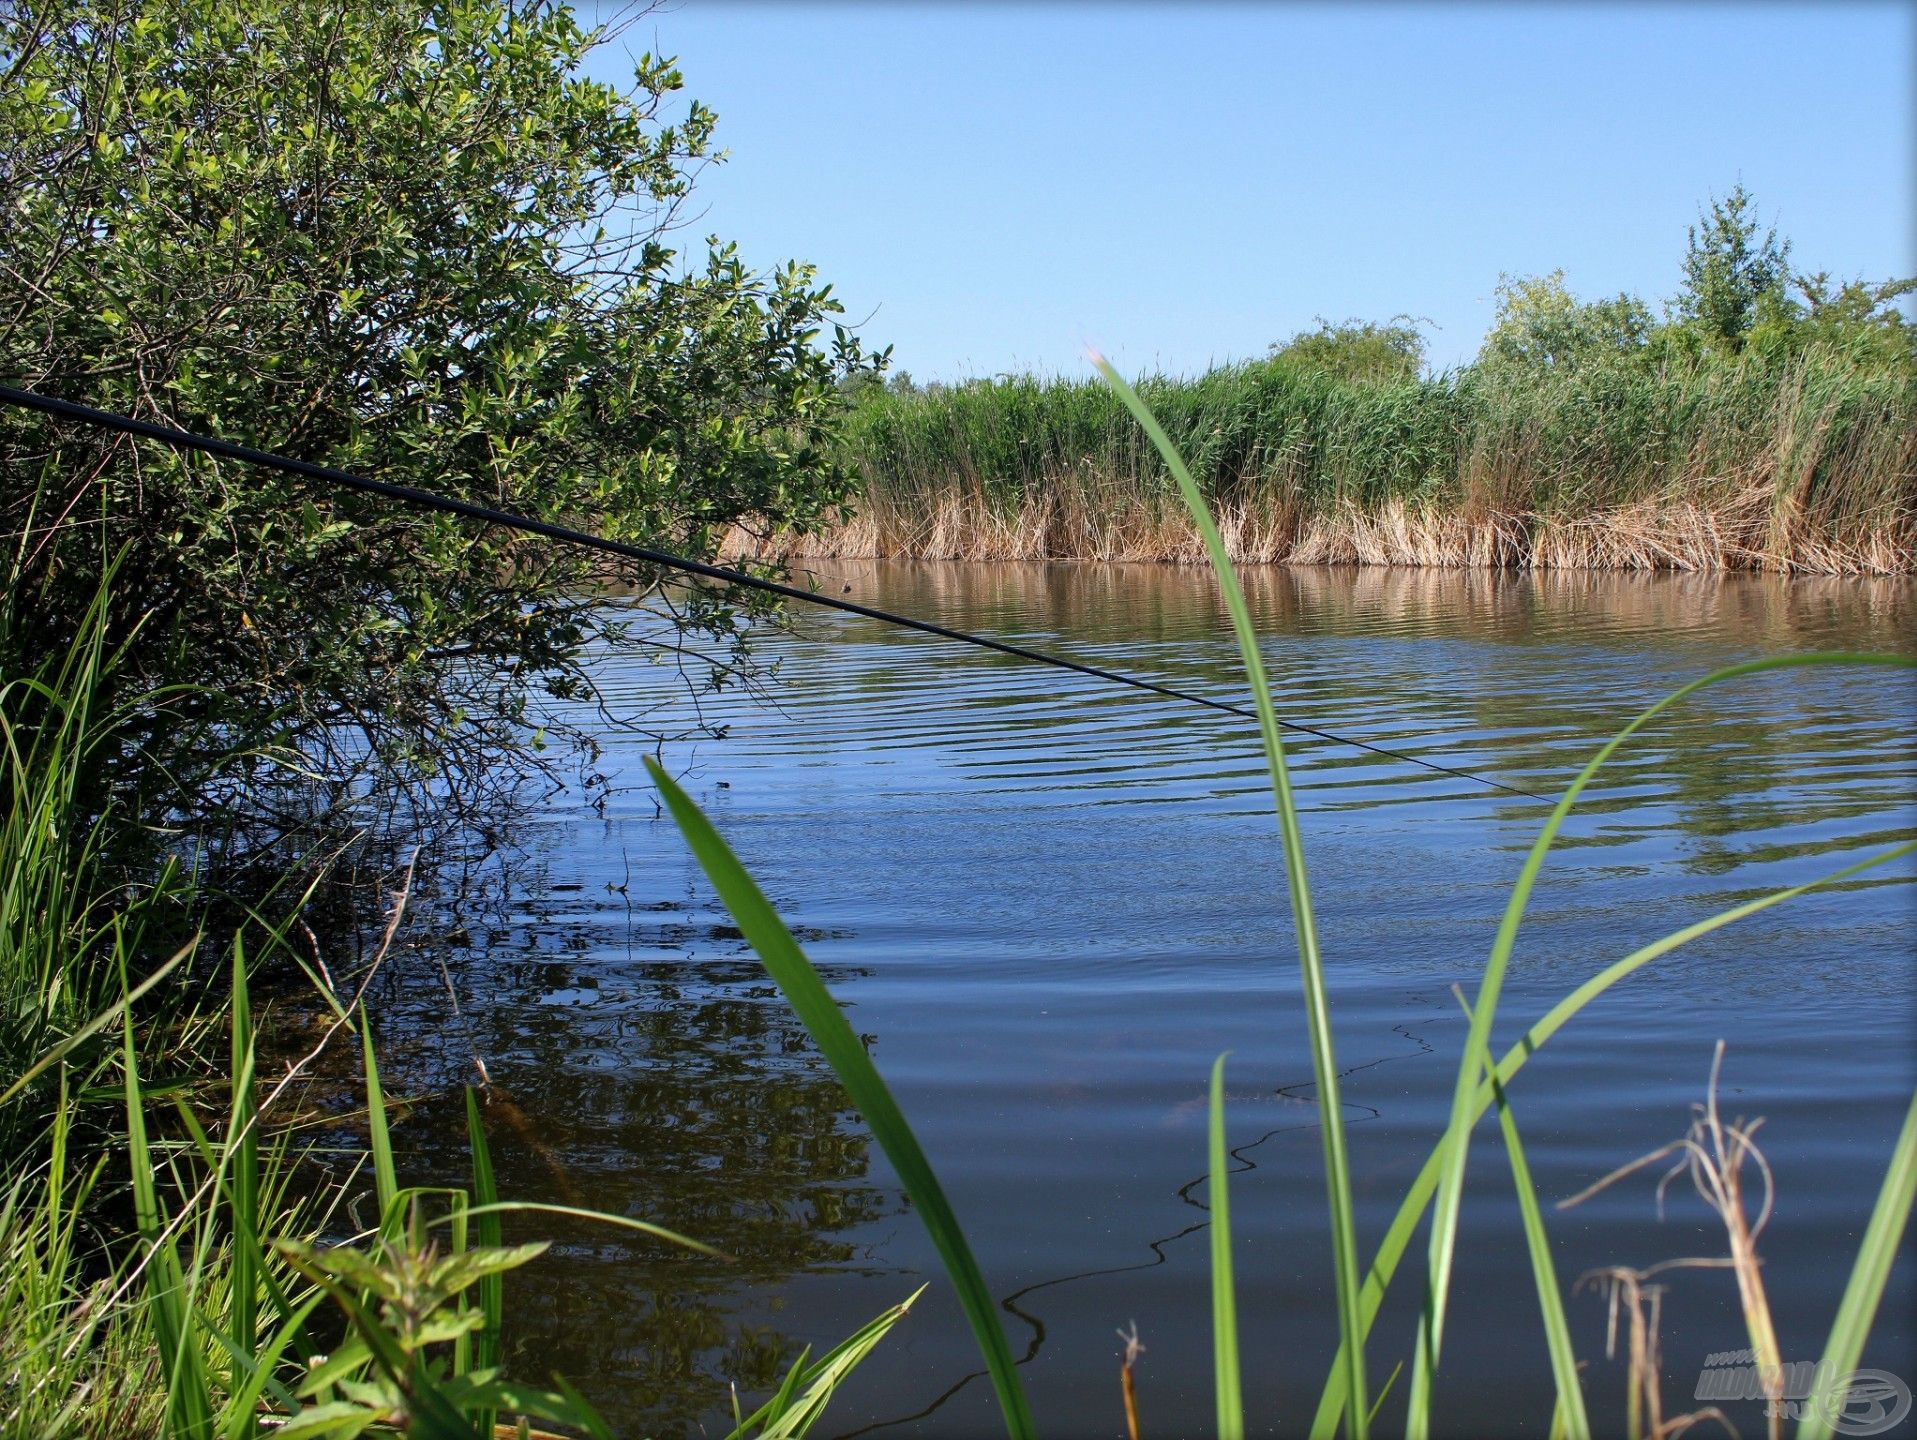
[587,2,1913,379]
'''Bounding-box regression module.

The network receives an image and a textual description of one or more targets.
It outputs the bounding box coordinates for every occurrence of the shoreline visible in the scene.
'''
[724,490,1915,576]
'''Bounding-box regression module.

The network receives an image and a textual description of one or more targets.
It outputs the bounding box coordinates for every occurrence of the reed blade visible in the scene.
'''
[229,936,259,1361]
[1457,989,1590,1440]
[1095,354,1369,1436]
[122,983,215,1437]
[1797,1087,1917,1440]
[1209,1053,1244,1440]
[359,1012,397,1227]
[647,757,1036,1440]
[465,1086,504,1435]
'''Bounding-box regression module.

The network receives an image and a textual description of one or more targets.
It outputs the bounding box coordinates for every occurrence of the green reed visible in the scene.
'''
[837,347,1915,563]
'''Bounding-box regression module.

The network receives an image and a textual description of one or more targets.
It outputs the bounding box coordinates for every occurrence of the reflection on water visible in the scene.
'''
[375,562,1913,1438]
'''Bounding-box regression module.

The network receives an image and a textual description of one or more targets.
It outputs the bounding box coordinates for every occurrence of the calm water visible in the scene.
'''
[377,563,1916,1438]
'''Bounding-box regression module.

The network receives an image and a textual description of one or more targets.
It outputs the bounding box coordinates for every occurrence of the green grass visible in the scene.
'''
[0,567,914,1439]
[1207,1054,1243,1440]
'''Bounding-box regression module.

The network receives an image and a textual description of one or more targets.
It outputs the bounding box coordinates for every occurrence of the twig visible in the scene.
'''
[1117,1321,1145,1440]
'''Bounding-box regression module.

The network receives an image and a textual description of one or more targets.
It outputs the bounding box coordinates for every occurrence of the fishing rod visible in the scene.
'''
[0,383,1550,802]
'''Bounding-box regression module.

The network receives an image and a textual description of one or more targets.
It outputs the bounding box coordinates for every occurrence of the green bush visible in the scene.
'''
[0,0,881,846]
[1270,316,1428,385]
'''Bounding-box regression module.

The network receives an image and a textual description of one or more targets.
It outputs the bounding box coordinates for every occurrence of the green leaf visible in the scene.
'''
[1456,989,1589,1440]
[360,1013,397,1226]
[726,1288,926,1440]
[1095,356,1369,1435]
[1797,1087,1917,1440]
[1209,1053,1243,1440]
[466,1085,504,1436]
[647,758,1034,1440]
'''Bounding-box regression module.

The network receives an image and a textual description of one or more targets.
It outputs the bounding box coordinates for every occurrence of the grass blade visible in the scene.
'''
[122,974,215,1439]
[1209,1053,1244,1440]
[229,935,259,1362]
[429,1201,719,1257]
[732,1287,926,1439]
[1796,1087,1917,1440]
[1455,988,1590,1440]
[1094,353,1370,1437]
[467,1085,504,1437]
[360,1012,397,1226]
[646,756,1036,1440]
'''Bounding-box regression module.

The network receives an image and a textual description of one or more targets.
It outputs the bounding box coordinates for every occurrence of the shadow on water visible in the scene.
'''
[359,561,1911,1437]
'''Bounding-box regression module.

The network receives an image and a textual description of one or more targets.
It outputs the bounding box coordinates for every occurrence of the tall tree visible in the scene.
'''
[1675,183,1790,353]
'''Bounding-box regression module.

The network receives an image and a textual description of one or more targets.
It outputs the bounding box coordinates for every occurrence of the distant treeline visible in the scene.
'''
[790,188,1915,574]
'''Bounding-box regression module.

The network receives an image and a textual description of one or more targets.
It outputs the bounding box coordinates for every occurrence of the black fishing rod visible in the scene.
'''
[0,383,1549,802]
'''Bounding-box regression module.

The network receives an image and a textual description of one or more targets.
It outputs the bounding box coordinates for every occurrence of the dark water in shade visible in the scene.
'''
[374,563,1917,1439]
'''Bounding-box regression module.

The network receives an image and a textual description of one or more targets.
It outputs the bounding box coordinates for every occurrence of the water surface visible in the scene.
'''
[378,563,1916,1438]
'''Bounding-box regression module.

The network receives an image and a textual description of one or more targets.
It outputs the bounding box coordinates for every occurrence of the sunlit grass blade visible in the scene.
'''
[1307,835,1917,1440]
[1454,987,1590,1440]
[1412,651,1913,1438]
[122,977,215,1438]
[430,1201,719,1257]
[360,1011,397,1226]
[1369,1360,1404,1429]
[229,935,259,1362]
[647,755,1035,1440]
[728,1287,927,1439]
[467,1085,504,1438]
[1094,353,1369,1437]
[1797,1087,1917,1440]
[762,1342,813,1435]
[1209,1053,1244,1440]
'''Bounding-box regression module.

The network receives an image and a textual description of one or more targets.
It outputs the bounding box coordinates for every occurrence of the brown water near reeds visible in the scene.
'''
[374,562,1916,1438]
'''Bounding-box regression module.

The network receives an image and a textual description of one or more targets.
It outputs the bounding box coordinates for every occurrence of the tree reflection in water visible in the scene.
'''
[330,846,895,1437]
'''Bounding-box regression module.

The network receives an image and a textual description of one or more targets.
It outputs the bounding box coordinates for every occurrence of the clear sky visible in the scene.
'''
[586,2,1914,380]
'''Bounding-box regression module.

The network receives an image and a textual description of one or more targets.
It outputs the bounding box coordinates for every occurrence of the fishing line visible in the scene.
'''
[1,383,1550,802]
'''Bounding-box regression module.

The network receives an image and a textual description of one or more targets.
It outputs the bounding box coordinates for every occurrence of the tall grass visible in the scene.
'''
[777,348,1917,574]
[659,373,1917,1435]
[0,571,919,1437]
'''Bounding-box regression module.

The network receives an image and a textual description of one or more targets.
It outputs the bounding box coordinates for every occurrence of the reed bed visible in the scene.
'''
[733,348,1917,574]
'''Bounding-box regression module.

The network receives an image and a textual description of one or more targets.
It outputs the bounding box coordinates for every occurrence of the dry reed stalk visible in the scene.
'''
[1563,1043,1786,1440]
[720,482,1913,573]
[1117,1322,1145,1440]
[1574,1268,1736,1440]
